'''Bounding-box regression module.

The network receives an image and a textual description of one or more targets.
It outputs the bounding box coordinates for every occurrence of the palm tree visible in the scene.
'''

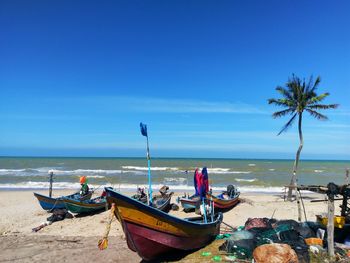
[268,75,338,200]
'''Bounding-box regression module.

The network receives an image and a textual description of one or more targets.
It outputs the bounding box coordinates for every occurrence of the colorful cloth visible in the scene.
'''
[201,167,209,193]
[194,168,202,196]
[193,167,209,198]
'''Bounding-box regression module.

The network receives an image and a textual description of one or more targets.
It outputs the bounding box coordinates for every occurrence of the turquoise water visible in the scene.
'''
[0,157,349,193]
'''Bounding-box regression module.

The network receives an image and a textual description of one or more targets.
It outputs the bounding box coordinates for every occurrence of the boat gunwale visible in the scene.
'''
[62,196,106,208]
[106,188,222,228]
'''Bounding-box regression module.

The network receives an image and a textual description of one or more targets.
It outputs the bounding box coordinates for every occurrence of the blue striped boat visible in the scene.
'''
[34,191,92,211]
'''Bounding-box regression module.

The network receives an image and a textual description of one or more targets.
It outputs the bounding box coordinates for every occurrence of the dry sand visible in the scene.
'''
[0,189,340,262]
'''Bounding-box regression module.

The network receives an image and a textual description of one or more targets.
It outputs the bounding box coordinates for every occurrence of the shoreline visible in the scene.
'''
[0,187,320,196]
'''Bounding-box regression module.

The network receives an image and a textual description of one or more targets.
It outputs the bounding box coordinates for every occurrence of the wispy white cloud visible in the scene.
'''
[155,130,295,140]
[305,123,350,129]
[0,114,87,121]
[327,109,350,117]
[74,96,268,114]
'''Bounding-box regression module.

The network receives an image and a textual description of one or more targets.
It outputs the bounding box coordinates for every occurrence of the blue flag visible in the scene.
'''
[140,122,148,137]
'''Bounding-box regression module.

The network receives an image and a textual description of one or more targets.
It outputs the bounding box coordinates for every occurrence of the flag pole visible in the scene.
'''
[140,123,152,205]
[146,135,153,205]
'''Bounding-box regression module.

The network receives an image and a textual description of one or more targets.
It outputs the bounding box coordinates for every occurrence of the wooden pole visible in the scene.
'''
[296,188,302,222]
[327,195,335,257]
[346,168,349,185]
[48,171,53,198]
[146,136,153,205]
[298,189,307,222]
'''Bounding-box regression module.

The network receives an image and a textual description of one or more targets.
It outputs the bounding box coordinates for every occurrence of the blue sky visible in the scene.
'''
[0,0,349,159]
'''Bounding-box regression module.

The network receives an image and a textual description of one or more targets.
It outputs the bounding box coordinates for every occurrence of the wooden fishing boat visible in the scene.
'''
[178,194,201,211]
[179,185,240,211]
[33,191,93,211]
[105,187,223,261]
[63,196,107,214]
[206,185,240,210]
[206,191,240,210]
[131,187,173,212]
[151,192,173,212]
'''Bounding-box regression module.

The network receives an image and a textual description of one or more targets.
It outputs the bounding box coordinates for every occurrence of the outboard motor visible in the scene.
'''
[227,185,236,198]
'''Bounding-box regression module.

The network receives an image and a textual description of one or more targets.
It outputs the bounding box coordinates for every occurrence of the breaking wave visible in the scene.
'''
[122,166,179,171]
[235,178,257,182]
[0,181,285,193]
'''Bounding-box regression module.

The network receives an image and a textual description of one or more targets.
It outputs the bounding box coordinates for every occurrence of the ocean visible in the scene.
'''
[0,157,349,193]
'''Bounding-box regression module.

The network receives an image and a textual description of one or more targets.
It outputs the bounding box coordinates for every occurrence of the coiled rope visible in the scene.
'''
[98,203,116,250]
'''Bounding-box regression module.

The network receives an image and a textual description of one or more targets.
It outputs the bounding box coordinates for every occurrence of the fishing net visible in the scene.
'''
[219,238,256,259]
[244,218,272,230]
[250,227,279,246]
[229,230,255,241]
[280,239,309,263]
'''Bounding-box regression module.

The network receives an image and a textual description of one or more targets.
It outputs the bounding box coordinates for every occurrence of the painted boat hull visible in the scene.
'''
[33,191,92,211]
[152,192,173,212]
[63,196,107,214]
[132,192,173,212]
[106,188,223,261]
[206,192,240,210]
[179,195,200,210]
[180,192,240,211]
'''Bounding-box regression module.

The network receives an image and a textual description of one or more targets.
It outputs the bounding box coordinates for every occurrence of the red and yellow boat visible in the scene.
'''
[105,187,223,261]
[180,185,240,211]
[206,191,240,210]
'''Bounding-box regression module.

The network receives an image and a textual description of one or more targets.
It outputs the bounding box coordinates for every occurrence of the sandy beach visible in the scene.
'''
[0,189,341,262]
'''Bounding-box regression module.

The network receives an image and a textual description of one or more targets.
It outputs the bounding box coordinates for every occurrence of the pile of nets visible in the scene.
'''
[219,218,322,262]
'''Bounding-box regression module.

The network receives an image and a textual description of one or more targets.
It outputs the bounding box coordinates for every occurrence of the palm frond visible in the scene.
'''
[307,104,339,110]
[310,76,321,93]
[307,93,330,104]
[277,113,297,135]
[272,108,295,119]
[301,77,306,93]
[275,86,293,100]
[268,98,294,107]
[305,109,328,120]
[286,75,301,100]
[306,75,313,93]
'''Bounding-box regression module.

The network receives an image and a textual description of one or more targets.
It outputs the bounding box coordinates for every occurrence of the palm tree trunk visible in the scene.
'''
[287,113,303,200]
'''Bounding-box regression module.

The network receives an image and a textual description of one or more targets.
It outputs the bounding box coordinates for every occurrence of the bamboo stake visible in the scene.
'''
[327,196,335,257]
[296,186,302,222]
[49,171,53,198]
[298,189,307,222]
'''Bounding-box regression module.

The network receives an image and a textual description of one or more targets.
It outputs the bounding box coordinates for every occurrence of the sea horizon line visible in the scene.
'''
[0,155,349,162]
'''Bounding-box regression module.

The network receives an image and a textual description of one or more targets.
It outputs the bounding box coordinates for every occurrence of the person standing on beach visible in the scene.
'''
[79,176,89,196]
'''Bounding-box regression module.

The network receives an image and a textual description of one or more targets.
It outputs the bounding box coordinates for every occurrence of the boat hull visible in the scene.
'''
[63,197,107,214]
[180,192,240,211]
[106,188,222,261]
[206,192,240,210]
[152,192,173,212]
[179,195,200,210]
[33,192,92,211]
[132,192,173,212]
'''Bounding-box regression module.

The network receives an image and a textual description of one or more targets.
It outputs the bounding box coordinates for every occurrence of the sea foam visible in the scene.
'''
[235,178,257,182]
[122,166,179,171]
